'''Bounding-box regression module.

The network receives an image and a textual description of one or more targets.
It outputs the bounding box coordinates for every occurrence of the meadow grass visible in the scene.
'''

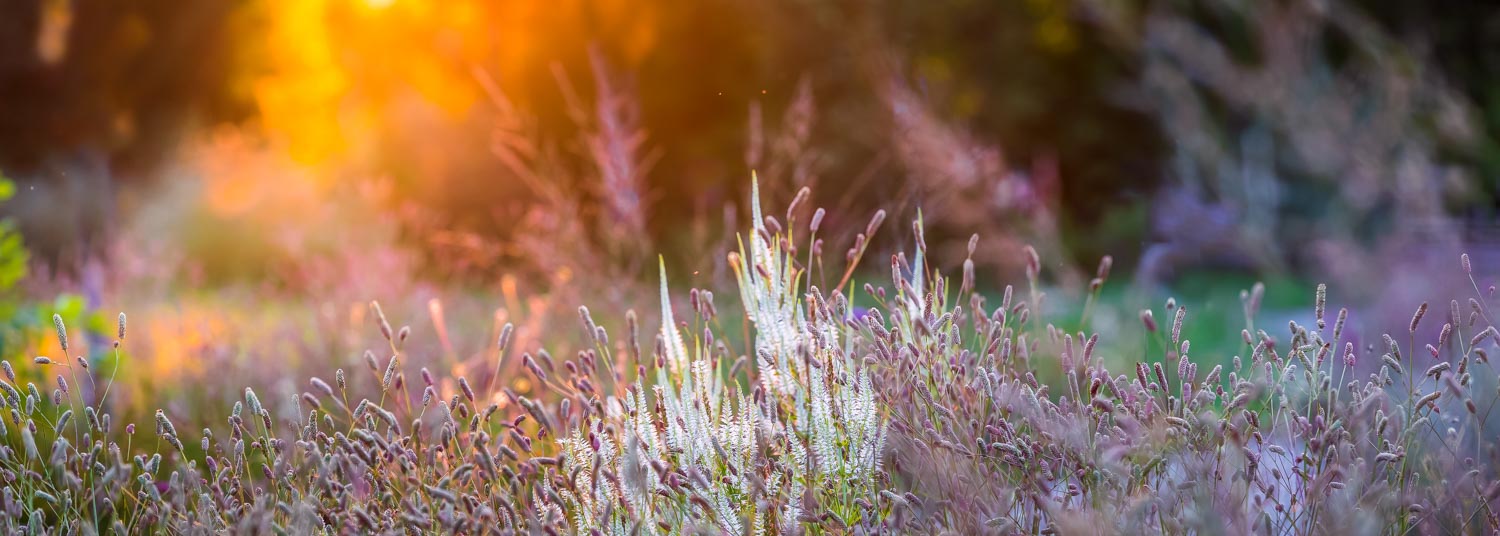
[2,179,1497,534]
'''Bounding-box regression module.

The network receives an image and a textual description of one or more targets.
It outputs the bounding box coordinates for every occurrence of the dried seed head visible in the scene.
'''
[52,314,67,352]
[459,377,476,403]
[1472,326,1498,348]
[1417,390,1441,410]
[245,388,263,416]
[371,301,393,341]
[364,350,379,373]
[1411,302,1428,333]
[763,215,782,235]
[382,355,399,390]
[497,323,514,352]
[1462,253,1472,274]
[1382,354,1404,375]
[1171,307,1186,345]
[21,422,36,460]
[787,186,810,217]
[1023,245,1040,277]
[155,409,177,438]
[865,209,886,237]
[310,377,333,397]
[117,312,127,340]
[1333,308,1348,341]
[1315,284,1326,330]
[524,353,547,382]
[579,306,597,338]
[300,392,320,411]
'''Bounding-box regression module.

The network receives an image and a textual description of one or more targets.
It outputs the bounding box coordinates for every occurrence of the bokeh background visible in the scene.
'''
[0,0,1498,421]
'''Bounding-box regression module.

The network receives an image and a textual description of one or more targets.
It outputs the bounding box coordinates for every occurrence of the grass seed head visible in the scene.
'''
[52,314,67,352]
[1411,302,1429,333]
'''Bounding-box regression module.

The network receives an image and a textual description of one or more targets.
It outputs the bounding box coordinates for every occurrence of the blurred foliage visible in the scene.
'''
[870,0,1166,222]
[1356,0,1500,200]
[0,174,35,357]
[0,178,25,290]
[0,0,1497,285]
[1116,0,1489,292]
[0,175,109,366]
[0,0,251,177]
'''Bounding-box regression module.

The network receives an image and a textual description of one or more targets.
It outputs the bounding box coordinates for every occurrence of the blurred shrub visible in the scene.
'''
[1080,0,1489,291]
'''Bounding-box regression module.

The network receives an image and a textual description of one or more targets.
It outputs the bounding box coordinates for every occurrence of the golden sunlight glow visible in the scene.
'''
[245,0,659,167]
[254,0,348,165]
[195,130,323,217]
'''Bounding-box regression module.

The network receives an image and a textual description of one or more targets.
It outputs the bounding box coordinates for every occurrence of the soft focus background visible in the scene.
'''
[0,0,1497,425]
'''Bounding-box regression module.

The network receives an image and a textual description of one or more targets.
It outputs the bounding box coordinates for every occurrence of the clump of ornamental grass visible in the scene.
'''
[856,236,1500,532]
[0,178,893,534]
[2,178,1497,534]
